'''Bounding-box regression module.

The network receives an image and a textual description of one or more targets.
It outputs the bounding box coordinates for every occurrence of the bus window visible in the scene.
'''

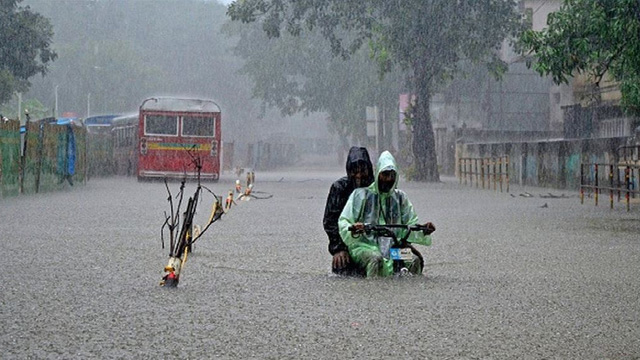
[145,115,177,136]
[182,116,214,137]
[85,114,118,134]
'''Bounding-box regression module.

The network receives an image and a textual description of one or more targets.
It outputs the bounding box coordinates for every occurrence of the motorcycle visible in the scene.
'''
[347,223,431,276]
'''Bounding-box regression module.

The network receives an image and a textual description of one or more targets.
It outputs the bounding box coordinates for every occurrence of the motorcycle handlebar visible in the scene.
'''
[347,223,429,232]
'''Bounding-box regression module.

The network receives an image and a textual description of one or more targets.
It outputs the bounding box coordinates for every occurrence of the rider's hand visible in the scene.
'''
[332,251,350,270]
[350,222,365,235]
[422,222,436,235]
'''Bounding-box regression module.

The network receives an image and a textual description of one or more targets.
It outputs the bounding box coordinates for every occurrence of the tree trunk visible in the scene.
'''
[412,77,440,182]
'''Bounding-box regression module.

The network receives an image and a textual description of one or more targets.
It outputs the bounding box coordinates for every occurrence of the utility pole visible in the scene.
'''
[17,92,22,124]
[366,106,379,158]
[377,104,383,153]
[54,85,59,118]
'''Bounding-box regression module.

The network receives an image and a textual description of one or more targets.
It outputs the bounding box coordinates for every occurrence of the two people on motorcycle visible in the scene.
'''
[338,150,435,277]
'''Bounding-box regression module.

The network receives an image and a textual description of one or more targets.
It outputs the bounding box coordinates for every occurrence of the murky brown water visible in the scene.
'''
[1,171,638,358]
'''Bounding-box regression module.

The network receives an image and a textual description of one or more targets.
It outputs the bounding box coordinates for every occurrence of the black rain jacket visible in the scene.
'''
[323,147,374,255]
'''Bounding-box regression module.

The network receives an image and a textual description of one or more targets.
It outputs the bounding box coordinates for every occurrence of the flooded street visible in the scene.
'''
[1,170,639,359]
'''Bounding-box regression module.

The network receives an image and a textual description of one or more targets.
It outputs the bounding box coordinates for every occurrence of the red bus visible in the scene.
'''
[137,97,221,181]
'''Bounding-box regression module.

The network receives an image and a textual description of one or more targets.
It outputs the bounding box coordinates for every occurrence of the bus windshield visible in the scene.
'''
[182,116,214,137]
[145,115,177,136]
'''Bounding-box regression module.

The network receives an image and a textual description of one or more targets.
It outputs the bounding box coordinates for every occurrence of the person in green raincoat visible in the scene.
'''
[338,151,436,277]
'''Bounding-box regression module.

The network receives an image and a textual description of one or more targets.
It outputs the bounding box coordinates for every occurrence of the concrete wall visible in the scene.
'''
[456,137,631,190]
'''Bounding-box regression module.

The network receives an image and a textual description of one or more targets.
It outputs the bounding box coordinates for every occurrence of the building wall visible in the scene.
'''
[457,136,633,190]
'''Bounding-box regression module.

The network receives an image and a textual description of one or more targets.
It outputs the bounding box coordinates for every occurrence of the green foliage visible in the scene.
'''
[224,19,403,143]
[519,0,640,113]
[0,0,57,104]
[229,1,521,83]
[0,97,49,119]
[0,69,17,104]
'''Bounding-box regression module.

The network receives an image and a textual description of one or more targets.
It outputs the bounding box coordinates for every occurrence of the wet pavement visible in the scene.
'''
[1,169,639,359]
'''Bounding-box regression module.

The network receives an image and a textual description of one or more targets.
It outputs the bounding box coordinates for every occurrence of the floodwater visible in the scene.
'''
[1,170,639,358]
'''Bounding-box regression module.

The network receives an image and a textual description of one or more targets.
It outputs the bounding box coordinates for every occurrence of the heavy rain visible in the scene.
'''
[1,0,639,358]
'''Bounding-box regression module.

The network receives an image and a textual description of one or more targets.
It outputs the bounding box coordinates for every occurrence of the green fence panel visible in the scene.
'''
[0,120,88,197]
[0,121,20,197]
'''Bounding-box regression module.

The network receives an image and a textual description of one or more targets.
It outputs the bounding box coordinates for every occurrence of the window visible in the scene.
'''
[182,116,214,137]
[113,126,135,148]
[145,115,177,135]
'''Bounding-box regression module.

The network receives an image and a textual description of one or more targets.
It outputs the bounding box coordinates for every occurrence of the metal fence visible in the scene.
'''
[580,145,640,211]
[458,156,510,193]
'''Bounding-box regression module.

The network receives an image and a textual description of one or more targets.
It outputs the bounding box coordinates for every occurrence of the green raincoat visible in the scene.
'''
[338,151,431,277]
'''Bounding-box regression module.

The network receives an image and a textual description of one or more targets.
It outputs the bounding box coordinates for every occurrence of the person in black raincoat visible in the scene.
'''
[323,146,374,275]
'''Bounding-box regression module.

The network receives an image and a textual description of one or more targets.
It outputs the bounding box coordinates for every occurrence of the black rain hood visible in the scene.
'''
[345,146,374,187]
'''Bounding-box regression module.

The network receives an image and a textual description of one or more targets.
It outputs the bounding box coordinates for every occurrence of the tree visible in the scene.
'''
[0,97,48,119]
[0,0,56,104]
[228,0,521,181]
[224,19,404,148]
[520,0,640,114]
